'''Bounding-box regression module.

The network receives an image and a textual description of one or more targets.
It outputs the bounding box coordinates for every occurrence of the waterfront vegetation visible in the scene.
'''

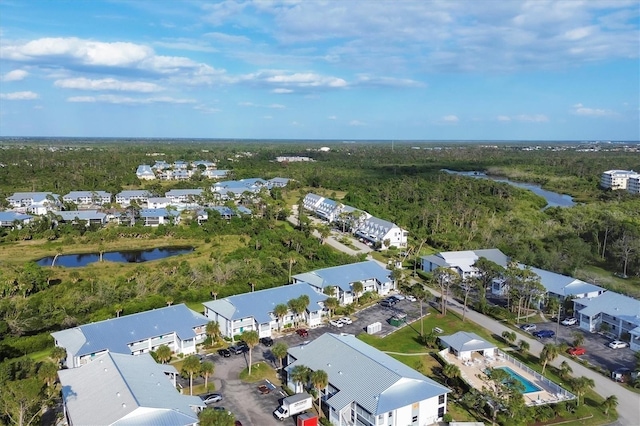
[0,140,638,425]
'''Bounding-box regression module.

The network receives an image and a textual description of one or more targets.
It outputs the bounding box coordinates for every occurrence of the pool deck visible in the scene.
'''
[441,349,573,406]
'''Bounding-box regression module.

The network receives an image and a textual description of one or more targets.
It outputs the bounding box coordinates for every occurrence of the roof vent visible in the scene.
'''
[157,382,161,386]
[327,363,331,367]
[339,371,343,375]
[104,368,108,372]
[116,392,120,397]
[122,403,126,408]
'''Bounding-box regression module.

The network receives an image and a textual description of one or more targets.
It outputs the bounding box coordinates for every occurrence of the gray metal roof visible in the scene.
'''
[292,260,392,292]
[439,331,496,353]
[421,249,509,270]
[58,352,202,426]
[203,283,325,323]
[63,190,111,199]
[51,304,208,358]
[575,292,640,326]
[528,266,604,297]
[140,208,180,218]
[165,189,203,197]
[0,212,32,221]
[117,190,151,198]
[288,334,449,415]
[7,192,60,202]
[56,210,106,221]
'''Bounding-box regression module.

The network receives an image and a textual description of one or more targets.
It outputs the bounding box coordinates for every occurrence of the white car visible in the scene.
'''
[520,324,536,332]
[561,317,577,326]
[340,317,353,325]
[609,340,628,349]
[329,319,343,328]
[393,294,406,300]
[406,295,417,302]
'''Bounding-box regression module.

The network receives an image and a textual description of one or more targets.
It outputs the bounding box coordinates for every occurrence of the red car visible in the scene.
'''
[568,347,586,356]
[296,328,309,338]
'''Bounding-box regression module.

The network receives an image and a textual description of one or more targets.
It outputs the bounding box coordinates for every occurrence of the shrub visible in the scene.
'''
[442,413,453,423]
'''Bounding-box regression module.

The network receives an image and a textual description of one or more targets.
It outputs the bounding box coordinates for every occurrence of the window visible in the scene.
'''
[439,394,445,404]
[412,416,418,423]
[438,407,445,418]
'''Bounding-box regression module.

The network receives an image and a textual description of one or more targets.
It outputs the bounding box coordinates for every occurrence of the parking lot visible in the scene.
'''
[523,321,636,373]
[187,297,425,424]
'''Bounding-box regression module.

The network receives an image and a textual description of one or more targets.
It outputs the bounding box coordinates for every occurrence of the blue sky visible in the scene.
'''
[1,0,638,140]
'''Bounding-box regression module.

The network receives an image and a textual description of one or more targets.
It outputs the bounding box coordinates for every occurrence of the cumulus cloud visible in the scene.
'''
[54,77,163,92]
[0,91,39,100]
[572,103,614,116]
[67,95,195,104]
[1,37,225,79]
[2,69,28,81]
[440,115,460,123]
[354,74,425,88]
[272,88,293,94]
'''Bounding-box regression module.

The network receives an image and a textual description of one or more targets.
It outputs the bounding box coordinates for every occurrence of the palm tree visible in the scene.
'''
[311,370,329,416]
[200,361,214,391]
[572,331,585,348]
[155,345,172,364]
[501,331,516,345]
[601,395,618,417]
[274,304,289,332]
[518,340,530,354]
[570,376,595,406]
[559,360,573,380]
[540,343,559,374]
[271,342,289,370]
[442,363,460,386]
[181,355,202,395]
[241,330,260,375]
[324,297,339,319]
[38,361,59,389]
[290,364,310,393]
[50,346,67,366]
[352,281,363,305]
[205,321,221,344]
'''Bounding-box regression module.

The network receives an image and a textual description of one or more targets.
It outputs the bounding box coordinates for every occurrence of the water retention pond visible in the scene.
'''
[36,246,194,268]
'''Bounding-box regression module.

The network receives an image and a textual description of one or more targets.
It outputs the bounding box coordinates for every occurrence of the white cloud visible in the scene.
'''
[349,120,366,126]
[54,77,163,92]
[354,74,425,88]
[204,32,251,44]
[441,115,459,123]
[572,103,614,117]
[238,70,348,90]
[2,69,28,81]
[513,114,549,122]
[154,39,217,53]
[497,114,549,122]
[238,101,286,109]
[0,91,39,100]
[327,115,337,120]
[67,95,195,104]
[193,104,221,114]
[272,88,293,94]
[1,37,225,80]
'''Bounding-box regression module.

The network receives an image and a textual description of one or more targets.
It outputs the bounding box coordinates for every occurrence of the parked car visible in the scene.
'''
[200,393,223,404]
[380,299,396,307]
[533,329,555,338]
[609,340,629,349]
[340,317,353,325]
[228,345,245,355]
[217,348,231,357]
[392,294,405,301]
[405,294,417,302]
[520,324,536,332]
[257,384,271,394]
[561,317,578,326]
[236,341,248,350]
[329,319,344,327]
[567,347,586,356]
[296,328,309,338]
[260,337,274,347]
[212,406,227,412]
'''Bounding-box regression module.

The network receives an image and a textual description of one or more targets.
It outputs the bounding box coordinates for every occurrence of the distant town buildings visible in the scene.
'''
[600,169,640,194]
[276,156,314,162]
[136,159,230,181]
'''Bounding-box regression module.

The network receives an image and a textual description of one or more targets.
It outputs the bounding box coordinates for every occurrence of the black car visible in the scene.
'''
[260,337,274,347]
[217,348,231,357]
[236,341,249,350]
[380,298,397,307]
[228,345,245,355]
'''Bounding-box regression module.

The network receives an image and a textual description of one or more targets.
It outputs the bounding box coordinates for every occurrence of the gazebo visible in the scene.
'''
[439,331,496,360]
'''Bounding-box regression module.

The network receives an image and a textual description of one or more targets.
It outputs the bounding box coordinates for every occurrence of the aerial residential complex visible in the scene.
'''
[600,169,640,194]
[303,193,408,249]
[136,159,230,181]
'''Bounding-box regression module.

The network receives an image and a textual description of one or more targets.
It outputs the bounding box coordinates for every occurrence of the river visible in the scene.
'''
[442,169,576,208]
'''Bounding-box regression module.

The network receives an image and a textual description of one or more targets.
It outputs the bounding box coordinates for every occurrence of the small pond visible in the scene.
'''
[36,246,194,268]
[442,169,576,208]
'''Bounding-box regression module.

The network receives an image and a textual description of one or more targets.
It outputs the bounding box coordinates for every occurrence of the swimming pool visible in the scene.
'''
[496,366,541,393]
